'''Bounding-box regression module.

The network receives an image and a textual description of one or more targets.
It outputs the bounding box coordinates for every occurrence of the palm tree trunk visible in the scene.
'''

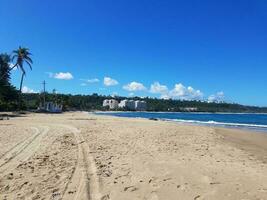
[19,72,25,93]
[19,73,25,110]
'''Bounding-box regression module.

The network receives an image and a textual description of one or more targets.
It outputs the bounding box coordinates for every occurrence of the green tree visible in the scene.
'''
[0,53,18,110]
[12,46,33,93]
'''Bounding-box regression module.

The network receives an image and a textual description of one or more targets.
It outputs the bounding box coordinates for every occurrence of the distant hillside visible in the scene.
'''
[19,93,267,113]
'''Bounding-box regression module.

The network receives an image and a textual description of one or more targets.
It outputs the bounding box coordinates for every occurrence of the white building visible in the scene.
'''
[135,100,147,111]
[118,99,136,110]
[103,99,119,109]
[118,100,127,108]
[118,99,147,111]
[179,107,198,112]
[103,99,110,107]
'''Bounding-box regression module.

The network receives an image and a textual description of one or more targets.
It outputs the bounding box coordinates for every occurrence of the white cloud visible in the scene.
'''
[104,77,119,86]
[150,82,168,94]
[9,63,16,70]
[111,92,118,97]
[129,92,135,97]
[55,72,73,80]
[87,78,99,83]
[149,82,203,100]
[22,86,36,93]
[79,78,99,86]
[208,91,224,103]
[80,78,99,83]
[169,83,203,100]
[123,81,146,91]
[160,94,171,100]
[48,72,73,80]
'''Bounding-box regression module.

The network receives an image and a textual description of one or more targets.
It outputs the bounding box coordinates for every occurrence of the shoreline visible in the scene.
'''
[94,113,267,162]
[165,119,267,133]
[214,127,267,163]
[93,111,267,133]
[93,110,267,114]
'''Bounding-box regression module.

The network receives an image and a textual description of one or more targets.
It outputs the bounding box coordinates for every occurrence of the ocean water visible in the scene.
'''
[95,112,267,133]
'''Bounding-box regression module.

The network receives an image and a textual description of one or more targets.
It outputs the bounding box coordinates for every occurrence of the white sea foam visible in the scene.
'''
[93,112,267,131]
[165,119,267,128]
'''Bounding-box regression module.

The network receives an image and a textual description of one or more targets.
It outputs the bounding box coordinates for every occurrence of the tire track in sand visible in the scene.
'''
[0,126,49,175]
[0,127,38,161]
[60,125,101,200]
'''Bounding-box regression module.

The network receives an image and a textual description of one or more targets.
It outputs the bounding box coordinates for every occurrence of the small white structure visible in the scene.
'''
[38,102,63,113]
[179,107,198,112]
[135,100,147,111]
[103,99,119,109]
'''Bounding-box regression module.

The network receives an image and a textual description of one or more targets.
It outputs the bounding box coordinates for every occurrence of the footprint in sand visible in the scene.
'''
[101,194,110,200]
[124,186,138,192]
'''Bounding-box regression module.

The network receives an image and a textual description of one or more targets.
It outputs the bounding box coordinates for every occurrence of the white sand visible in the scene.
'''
[0,112,266,200]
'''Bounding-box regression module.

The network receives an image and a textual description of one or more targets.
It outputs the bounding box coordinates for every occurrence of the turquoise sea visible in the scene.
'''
[95,112,267,133]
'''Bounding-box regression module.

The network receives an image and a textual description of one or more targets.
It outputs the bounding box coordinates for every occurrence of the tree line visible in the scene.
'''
[20,93,267,113]
[0,47,32,111]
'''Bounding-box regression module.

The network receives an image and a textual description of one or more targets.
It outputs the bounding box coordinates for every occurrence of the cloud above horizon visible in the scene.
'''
[48,72,74,80]
[87,78,99,83]
[123,81,146,91]
[169,84,203,100]
[49,72,223,102]
[149,82,203,100]
[150,82,168,94]
[129,92,135,97]
[80,78,99,86]
[104,77,119,86]
[80,78,99,83]
[208,91,225,102]
[22,86,37,93]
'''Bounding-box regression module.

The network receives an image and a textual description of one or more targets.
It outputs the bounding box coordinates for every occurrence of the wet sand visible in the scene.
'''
[0,112,266,200]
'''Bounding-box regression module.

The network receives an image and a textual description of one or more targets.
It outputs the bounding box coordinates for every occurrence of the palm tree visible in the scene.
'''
[12,46,33,93]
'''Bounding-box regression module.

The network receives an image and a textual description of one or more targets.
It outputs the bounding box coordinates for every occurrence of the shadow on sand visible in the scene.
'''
[0,112,27,120]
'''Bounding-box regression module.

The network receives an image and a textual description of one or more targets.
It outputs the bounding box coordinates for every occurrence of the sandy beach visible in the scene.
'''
[0,112,267,200]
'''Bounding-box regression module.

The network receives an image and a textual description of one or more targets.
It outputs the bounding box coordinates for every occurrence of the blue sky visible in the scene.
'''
[1,0,267,106]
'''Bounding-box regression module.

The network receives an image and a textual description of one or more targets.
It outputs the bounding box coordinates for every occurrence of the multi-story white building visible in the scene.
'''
[118,100,136,110]
[103,99,119,109]
[135,100,147,111]
[118,99,147,111]
[118,100,127,108]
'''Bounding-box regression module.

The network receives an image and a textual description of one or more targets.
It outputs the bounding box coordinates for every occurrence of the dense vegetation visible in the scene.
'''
[0,47,33,111]
[21,93,267,113]
[0,54,19,111]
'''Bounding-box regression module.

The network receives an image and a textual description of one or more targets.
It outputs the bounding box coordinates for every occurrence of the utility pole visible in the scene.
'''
[42,80,46,106]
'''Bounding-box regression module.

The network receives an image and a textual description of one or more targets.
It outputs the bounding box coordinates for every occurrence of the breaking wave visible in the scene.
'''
[165,119,267,129]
